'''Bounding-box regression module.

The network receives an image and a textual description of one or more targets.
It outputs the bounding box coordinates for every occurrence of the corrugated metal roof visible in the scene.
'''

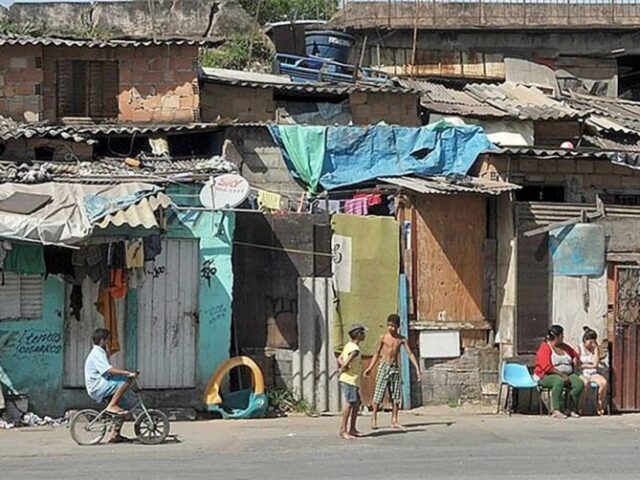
[497,146,640,165]
[0,156,237,184]
[0,34,221,49]
[200,67,414,95]
[465,83,586,121]
[379,175,520,195]
[568,92,640,130]
[586,115,639,135]
[0,115,90,143]
[397,79,508,118]
[0,119,223,143]
[97,193,172,230]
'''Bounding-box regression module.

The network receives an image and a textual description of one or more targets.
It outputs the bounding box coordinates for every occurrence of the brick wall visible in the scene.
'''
[349,91,420,126]
[41,45,199,123]
[200,84,276,123]
[476,155,640,203]
[0,45,44,122]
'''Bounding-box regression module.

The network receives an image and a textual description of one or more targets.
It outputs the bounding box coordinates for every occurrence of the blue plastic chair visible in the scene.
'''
[497,363,538,415]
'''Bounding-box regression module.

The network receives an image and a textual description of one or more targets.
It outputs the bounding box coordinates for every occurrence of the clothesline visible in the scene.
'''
[233,241,335,258]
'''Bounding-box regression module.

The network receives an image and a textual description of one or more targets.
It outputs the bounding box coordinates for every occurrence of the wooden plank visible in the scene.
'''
[623,325,637,410]
[516,234,550,353]
[415,195,486,324]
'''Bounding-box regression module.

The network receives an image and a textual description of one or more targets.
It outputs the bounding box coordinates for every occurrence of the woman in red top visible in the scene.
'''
[534,324,584,419]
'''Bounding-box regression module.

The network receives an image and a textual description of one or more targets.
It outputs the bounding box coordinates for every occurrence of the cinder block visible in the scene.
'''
[576,160,595,174]
[9,57,28,69]
[518,158,538,172]
[538,159,557,173]
[594,160,613,174]
[557,159,576,173]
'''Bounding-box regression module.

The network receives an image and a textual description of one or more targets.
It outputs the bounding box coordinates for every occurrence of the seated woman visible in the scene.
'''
[579,326,608,416]
[533,324,584,419]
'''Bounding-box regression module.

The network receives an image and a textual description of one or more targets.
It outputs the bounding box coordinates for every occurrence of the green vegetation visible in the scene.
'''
[240,0,339,25]
[267,388,314,415]
[201,32,274,71]
[0,18,42,36]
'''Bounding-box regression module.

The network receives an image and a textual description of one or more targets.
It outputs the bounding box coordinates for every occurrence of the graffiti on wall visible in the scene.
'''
[0,329,62,356]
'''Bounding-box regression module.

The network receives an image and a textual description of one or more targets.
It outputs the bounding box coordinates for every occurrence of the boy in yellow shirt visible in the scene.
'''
[337,324,366,440]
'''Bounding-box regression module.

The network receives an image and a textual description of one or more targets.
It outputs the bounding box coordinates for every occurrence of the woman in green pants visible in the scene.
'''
[533,325,584,419]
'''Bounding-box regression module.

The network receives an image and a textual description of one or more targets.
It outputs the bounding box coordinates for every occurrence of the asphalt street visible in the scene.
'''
[2,407,640,479]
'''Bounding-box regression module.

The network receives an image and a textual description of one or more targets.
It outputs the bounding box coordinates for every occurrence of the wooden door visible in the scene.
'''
[136,239,199,389]
[612,266,640,412]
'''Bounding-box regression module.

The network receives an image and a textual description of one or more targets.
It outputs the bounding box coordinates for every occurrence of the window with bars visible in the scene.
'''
[0,273,44,320]
[56,60,119,119]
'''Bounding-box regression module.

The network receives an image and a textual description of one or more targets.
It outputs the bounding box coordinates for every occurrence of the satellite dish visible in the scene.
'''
[199,174,250,210]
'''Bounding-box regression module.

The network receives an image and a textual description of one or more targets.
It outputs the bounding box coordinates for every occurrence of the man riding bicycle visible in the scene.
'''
[84,328,138,443]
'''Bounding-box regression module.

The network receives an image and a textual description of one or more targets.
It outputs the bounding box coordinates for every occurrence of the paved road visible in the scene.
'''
[2,408,640,479]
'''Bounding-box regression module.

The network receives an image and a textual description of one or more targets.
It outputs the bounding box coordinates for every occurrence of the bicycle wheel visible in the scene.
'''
[134,409,170,445]
[70,409,109,446]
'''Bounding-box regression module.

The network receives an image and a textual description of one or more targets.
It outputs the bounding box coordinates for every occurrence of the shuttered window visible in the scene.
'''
[56,60,119,119]
[0,273,43,320]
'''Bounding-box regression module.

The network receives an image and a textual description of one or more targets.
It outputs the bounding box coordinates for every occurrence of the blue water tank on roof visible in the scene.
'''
[305,30,355,64]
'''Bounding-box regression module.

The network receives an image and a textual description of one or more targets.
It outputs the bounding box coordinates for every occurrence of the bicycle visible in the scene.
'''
[70,378,170,446]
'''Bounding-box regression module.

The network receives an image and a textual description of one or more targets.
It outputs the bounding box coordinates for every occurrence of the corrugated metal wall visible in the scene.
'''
[137,239,199,389]
[292,277,342,413]
[64,278,126,387]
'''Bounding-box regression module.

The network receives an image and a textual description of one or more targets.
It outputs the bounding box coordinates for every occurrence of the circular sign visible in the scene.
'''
[199,174,250,210]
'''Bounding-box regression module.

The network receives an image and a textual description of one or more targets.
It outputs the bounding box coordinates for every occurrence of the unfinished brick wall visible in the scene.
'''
[349,91,420,126]
[41,45,199,123]
[476,155,640,203]
[0,45,44,122]
[200,83,276,123]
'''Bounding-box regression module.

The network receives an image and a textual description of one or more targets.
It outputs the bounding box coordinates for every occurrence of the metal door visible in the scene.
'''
[137,239,199,389]
[612,266,640,412]
[64,278,126,387]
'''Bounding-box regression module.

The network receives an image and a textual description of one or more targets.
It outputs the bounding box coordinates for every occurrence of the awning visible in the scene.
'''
[0,182,172,246]
[379,175,521,195]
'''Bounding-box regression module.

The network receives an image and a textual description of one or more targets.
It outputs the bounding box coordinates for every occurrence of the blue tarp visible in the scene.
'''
[269,125,495,191]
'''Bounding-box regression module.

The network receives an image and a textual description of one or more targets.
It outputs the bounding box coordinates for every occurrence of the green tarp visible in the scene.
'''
[331,214,399,356]
[274,125,326,193]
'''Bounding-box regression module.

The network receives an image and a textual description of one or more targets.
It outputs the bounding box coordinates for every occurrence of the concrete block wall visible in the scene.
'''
[41,45,199,123]
[224,126,305,195]
[0,45,44,122]
[243,347,294,391]
[420,346,500,405]
[349,91,420,126]
[201,84,276,123]
[476,155,640,203]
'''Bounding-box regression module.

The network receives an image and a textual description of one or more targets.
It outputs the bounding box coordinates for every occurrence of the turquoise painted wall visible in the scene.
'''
[0,276,66,413]
[0,192,235,415]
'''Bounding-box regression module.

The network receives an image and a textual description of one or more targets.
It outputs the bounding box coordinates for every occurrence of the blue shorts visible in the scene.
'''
[95,378,138,410]
[340,382,360,404]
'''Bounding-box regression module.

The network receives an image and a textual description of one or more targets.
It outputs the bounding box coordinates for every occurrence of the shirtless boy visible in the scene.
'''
[364,314,421,429]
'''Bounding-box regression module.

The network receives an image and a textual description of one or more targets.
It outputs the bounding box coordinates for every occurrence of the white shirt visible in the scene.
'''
[84,345,112,401]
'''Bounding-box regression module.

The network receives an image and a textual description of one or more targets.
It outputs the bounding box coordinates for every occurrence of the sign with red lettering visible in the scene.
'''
[199,174,250,210]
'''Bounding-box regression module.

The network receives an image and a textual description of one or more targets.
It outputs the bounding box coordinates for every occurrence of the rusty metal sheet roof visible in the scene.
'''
[379,175,520,195]
[200,67,414,95]
[497,146,640,165]
[397,79,508,118]
[465,83,586,121]
[0,34,221,48]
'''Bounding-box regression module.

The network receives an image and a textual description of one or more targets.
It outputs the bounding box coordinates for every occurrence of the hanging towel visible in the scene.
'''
[344,198,368,216]
[4,244,45,275]
[125,239,144,269]
[258,190,282,211]
[97,288,120,355]
[108,269,128,299]
[354,193,383,207]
